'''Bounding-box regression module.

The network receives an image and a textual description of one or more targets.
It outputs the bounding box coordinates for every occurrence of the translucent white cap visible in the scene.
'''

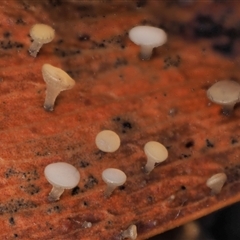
[30,23,55,43]
[44,162,80,189]
[129,26,167,47]
[122,225,137,240]
[102,168,127,187]
[144,141,168,163]
[206,172,227,194]
[207,80,240,105]
[95,130,120,152]
[42,64,75,90]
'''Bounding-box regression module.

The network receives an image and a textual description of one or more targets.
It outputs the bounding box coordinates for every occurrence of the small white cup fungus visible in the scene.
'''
[206,172,227,195]
[42,64,75,111]
[144,141,168,174]
[82,221,92,229]
[102,168,127,197]
[29,23,55,57]
[129,25,167,60]
[95,130,120,153]
[122,224,137,240]
[207,80,240,115]
[44,162,80,201]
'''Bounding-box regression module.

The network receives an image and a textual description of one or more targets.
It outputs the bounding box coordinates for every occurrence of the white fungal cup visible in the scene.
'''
[29,23,55,57]
[206,172,227,194]
[122,225,138,240]
[42,64,75,111]
[207,80,240,115]
[95,130,120,153]
[129,26,167,60]
[144,141,168,174]
[102,168,127,197]
[44,162,80,201]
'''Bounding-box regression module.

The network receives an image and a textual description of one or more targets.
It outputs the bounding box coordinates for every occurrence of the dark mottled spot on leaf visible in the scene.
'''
[71,186,80,196]
[206,139,214,148]
[78,34,90,41]
[122,121,132,129]
[185,140,194,148]
[136,0,147,8]
[194,15,222,38]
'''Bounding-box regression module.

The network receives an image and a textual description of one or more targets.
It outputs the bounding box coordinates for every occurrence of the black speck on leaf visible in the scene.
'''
[231,138,238,145]
[181,185,186,190]
[3,32,10,38]
[122,121,132,129]
[136,0,147,8]
[78,34,90,41]
[48,0,62,7]
[194,15,222,38]
[79,161,89,168]
[71,186,80,196]
[9,217,15,225]
[185,140,194,148]
[206,139,214,148]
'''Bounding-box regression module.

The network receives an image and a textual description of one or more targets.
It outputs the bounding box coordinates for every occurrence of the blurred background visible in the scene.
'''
[149,202,240,240]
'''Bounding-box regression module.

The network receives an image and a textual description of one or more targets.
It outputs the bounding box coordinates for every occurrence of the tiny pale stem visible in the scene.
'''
[28,41,43,57]
[222,104,234,116]
[144,160,155,174]
[104,184,116,198]
[122,225,137,240]
[140,45,153,60]
[44,85,61,111]
[48,186,64,201]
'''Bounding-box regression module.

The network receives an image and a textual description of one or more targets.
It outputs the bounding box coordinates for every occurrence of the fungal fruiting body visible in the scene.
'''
[95,130,120,153]
[207,80,240,115]
[29,23,55,57]
[144,141,168,174]
[102,168,127,197]
[82,221,92,229]
[44,162,80,201]
[42,64,75,111]
[206,173,227,194]
[122,225,137,240]
[129,26,167,60]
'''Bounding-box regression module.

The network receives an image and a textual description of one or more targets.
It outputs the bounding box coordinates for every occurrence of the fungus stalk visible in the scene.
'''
[44,162,80,201]
[42,64,75,111]
[122,225,137,240]
[221,104,235,116]
[144,141,168,174]
[140,45,154,60]
[29,24,55,57]
[44,84,62,112]
[145,159,156,174]
[206,173,227,195]
[207,80,240,116]
[102,168,127,198]
[29,41,43,57]
[48,185,64,201]
[129,26,167,60]
[104,184,117,198]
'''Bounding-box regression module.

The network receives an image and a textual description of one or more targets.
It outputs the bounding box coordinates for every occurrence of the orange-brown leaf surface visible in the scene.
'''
[1,1,240,239]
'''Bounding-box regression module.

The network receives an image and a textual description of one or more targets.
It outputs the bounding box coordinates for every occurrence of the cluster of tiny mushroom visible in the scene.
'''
[28,23,228,239]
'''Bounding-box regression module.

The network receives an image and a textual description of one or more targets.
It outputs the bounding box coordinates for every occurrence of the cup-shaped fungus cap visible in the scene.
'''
[122,225,137,240]
[144,141,168,174]
[44,162,80,201]
[29,23,55,57]
[95,130,120,153]
[206,172,227,195]
[207,80,240,115]
[102,168,127,197]
[129,26,167,60]
[42,64,75,111]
